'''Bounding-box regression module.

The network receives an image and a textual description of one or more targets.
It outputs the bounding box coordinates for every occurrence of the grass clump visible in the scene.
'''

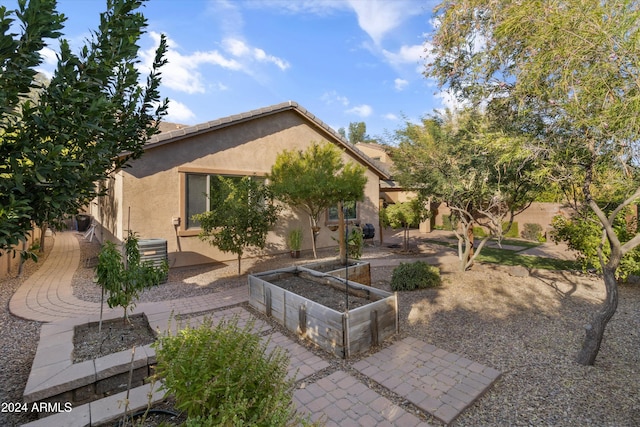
[153,316,308,426]
[391,261,441,291]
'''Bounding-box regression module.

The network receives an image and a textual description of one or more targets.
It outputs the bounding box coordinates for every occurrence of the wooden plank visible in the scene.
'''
[348,298,394,324]
[371,310,379,347]
[265,287,272,317]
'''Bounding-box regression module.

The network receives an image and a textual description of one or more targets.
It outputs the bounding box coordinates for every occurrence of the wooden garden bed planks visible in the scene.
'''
[248,267,397,358]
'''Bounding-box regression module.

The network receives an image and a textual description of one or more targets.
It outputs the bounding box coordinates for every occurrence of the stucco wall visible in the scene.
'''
[95,111,381,267]
[433,202,569,237]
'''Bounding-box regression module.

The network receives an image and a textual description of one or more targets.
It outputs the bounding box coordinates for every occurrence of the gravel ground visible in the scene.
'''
[0,242,49,427]
[2,234,639,426]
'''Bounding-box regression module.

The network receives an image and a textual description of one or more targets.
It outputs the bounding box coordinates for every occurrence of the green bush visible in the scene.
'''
[153,316,305,426]
[502,221,519,238]
[472,226,487,238]
[390,261,441,291]
[551,210,640,281]
[521,223,544,241]
[442,214,454,231]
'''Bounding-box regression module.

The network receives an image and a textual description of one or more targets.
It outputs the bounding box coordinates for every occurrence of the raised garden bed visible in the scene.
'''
[248,266,397,358]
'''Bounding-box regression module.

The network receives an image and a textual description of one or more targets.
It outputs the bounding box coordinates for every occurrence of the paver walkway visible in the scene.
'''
[12,231,502,426]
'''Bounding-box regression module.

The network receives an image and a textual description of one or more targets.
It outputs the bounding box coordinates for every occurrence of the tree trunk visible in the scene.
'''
[576,264,619,365]
[309,216,318,259]
[39,223,48,254]
[338,202,346,264]
[237,254,242,276]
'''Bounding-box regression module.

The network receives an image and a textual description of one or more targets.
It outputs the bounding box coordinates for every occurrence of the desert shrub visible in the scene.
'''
[521,223,544,241]
[391,261,441,291]
[153,316,305,426]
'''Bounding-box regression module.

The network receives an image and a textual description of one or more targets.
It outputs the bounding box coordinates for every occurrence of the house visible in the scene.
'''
[89,101,390,268]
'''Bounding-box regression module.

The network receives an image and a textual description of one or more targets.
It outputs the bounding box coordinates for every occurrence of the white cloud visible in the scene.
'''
[223,38,290,71]
[35,46,58,79]
[384,113,399,121]
[346,104,373,118]
[394,78,409,91]
[165,99,196,123]
[347,0,423,45]
[140,32,242,94]
[382,44,425,68]
[321,90,350,106]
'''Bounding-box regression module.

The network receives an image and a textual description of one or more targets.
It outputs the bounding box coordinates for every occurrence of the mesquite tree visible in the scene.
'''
[391,109,541,271]
[428,0,640,365]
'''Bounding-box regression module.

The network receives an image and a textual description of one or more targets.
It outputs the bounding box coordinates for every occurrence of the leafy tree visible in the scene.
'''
[0,0,168,255]
[96,231,168,322]
[391,109,541,270]
[348,121,368,144]
[427,0,640,365]
[194,176,280,275]
[381,200,425,252]
[268,141,367,259]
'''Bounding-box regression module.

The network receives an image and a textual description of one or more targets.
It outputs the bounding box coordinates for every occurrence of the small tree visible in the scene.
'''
[269,141,367,259]
[194,176,280,275]
[96,231,168,322]
[382,200,425,252]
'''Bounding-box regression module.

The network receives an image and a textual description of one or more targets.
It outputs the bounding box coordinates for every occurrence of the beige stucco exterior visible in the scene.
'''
[90,102,388,268]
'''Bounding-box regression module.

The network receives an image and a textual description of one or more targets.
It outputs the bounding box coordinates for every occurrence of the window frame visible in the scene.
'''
[179,168,267,236]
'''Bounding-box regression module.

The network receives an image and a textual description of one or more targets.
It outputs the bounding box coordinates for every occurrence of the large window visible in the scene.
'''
[327,201,357,222]
[185,174,243,229]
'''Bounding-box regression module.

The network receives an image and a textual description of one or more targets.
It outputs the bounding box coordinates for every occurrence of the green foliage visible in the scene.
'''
[347,226,363,260]
[391,109,541,270]
[441,214,454,231]
[390,261,441,291]
[286,228,303,251]
[473,226,487,238]
[95,231,168,319]
[153,316,304,426]
[382,200,426,252]
[550,211,640,281]
[195,176,280,275]
[502,222,519,239]
[0,0,168,254]
[269,141,367,258]
[522,223,544,242]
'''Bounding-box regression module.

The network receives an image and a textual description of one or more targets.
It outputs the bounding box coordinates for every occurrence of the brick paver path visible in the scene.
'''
[353,337,501,424]
[294,370,433,427]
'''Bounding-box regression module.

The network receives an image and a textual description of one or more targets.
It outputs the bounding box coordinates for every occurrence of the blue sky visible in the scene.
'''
[15,0,451,140]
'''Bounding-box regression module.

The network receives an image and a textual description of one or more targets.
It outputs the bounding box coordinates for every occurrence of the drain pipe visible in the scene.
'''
[344,202,349,312]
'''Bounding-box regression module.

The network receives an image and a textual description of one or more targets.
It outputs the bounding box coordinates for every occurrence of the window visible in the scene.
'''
[185,174,244,229]
[327,201,357,222]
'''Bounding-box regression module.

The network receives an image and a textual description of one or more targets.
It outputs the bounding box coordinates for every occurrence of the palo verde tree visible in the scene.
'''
[194,176,280,276]
[428,0,640,365]
[268,141,367,259]
[392,109,541,271]
[0,0,168,255]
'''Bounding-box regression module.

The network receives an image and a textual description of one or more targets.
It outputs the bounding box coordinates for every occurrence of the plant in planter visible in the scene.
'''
[96,231,168,324]
[287,228,303,258]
